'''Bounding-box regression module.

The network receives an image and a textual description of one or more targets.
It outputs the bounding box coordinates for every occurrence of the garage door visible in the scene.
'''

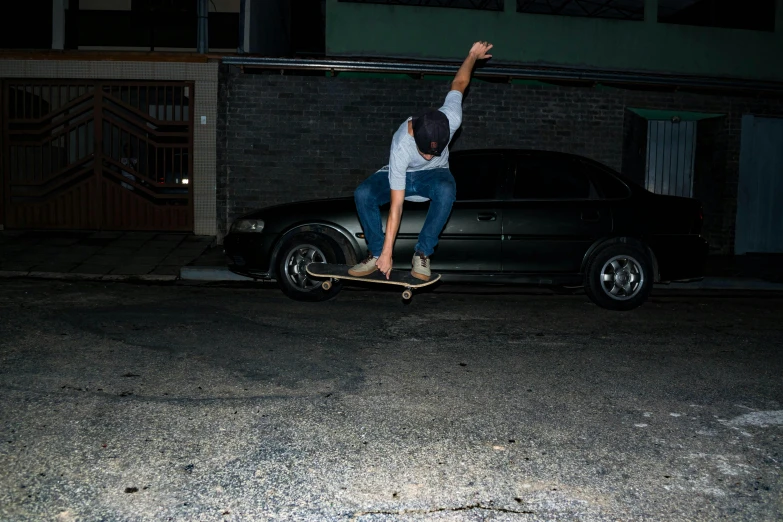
[2,80,193,231]
[736,115,783,254]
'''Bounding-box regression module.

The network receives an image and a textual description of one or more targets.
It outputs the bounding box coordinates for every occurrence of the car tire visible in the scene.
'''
[584,243,653,311]
[275,232,344,302]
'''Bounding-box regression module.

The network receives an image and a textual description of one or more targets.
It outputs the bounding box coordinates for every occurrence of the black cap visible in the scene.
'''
[412,110,450,156]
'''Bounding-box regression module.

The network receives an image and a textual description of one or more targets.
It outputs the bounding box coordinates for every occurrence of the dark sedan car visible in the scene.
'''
[223,149,708,310]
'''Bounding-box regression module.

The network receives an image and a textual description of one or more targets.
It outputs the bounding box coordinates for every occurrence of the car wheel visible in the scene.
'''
[584,244,652,311]
[276,233,343,302]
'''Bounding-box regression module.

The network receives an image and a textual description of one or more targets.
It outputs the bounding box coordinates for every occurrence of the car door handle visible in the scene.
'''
[581,210,600,222]
[477,213,497,221]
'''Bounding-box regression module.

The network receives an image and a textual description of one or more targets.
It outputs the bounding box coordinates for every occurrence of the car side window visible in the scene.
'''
[513,156,596,200]
[449,153,504,201]
[578,161,632,199]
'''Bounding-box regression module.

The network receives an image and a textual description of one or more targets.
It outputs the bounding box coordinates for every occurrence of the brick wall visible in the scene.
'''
[216,65,783,254]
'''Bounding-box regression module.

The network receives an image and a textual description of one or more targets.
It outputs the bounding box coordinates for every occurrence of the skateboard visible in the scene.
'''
[306,263,441,300]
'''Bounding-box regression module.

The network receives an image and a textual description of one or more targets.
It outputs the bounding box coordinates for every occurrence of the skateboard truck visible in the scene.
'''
[320,277,413,300]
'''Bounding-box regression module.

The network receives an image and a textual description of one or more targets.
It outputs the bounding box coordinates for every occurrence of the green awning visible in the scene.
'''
[628,108,724,121]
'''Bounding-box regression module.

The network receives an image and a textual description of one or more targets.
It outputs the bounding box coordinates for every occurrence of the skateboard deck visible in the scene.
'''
[306,263,440,300]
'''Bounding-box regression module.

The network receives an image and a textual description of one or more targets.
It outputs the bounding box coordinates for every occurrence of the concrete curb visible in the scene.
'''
[179,266,259,281]
[0,270,178,282]
[655,277,783,291]
[177,267,783,291]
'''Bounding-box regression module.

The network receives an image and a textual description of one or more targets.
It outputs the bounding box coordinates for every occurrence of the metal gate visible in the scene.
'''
[645,119,697,198]
[2,80,193,231]
[736,115,783,254]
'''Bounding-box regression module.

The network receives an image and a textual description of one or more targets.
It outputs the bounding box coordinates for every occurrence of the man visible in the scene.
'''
[348,41,494,281]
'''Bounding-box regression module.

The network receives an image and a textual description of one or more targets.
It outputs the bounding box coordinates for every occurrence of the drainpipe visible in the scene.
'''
[197,0,208,53]
[776,0,783,33]
[644,0,658,23]
[52,0,65,50]
[238,0,251,54]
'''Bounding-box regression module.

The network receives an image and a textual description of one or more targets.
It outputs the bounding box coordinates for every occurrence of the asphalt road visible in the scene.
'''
[1,280,781,521]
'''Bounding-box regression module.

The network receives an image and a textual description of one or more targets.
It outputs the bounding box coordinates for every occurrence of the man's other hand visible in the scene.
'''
[376,253,393,280]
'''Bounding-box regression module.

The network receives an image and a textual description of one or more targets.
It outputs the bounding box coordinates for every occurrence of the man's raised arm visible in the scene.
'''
[451,41,493,94]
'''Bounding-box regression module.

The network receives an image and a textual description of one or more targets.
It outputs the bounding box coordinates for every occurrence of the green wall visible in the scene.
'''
[326,0,783,82]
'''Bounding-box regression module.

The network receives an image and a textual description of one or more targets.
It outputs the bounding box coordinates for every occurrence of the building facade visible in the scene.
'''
[1,0,782,257]
[218,0,783,255]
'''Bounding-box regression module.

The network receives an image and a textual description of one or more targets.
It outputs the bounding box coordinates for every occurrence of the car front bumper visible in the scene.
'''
[223,232,278,278]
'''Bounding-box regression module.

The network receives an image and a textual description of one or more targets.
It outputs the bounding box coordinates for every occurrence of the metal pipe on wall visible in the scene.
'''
[197,0,208,53]
[220,56,783,94]
[52,0,66,50]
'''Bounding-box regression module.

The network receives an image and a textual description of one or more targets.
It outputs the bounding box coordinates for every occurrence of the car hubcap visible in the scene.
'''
[284,244,326,291]
[600,255,644,301]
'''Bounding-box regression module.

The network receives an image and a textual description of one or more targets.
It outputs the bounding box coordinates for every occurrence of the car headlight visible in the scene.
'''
[231,219,265,233]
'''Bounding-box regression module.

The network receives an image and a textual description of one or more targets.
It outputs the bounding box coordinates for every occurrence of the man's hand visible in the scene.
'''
[376,253,393,279]
[469,41,493,61]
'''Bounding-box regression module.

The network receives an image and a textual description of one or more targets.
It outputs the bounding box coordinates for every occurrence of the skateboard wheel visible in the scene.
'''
[402,289,412,300]
[321,280,332,291]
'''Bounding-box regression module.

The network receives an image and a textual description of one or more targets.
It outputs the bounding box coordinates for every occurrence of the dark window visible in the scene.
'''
[65,1,240,50]
[658,0,775,32]
[578,161,632,199]
[209,11,242,50]
[450,154,505,201]
[290,0,326,56]
[0,0,53,49]
[517,0,644,20]
[514,156,595,199]
[338,0,504,11]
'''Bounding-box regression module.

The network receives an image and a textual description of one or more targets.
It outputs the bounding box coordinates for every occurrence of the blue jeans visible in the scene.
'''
[354,167,457,257]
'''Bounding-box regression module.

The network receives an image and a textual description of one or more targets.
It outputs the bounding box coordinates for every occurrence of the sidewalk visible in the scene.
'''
[2,230,782,291]
[0,230,216,282]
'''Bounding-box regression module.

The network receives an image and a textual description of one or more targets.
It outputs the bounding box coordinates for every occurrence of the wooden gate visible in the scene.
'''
[2,80,193,231]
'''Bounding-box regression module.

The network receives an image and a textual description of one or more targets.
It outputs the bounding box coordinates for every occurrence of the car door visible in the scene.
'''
[501,153,613,273]
[389,151,508,272]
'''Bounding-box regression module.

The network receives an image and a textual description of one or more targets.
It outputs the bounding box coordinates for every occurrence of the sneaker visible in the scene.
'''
[411,252,431,281]
[348,254,379,277]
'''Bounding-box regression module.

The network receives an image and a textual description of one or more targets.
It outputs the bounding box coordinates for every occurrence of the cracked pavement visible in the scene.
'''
[0,280,781,521]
